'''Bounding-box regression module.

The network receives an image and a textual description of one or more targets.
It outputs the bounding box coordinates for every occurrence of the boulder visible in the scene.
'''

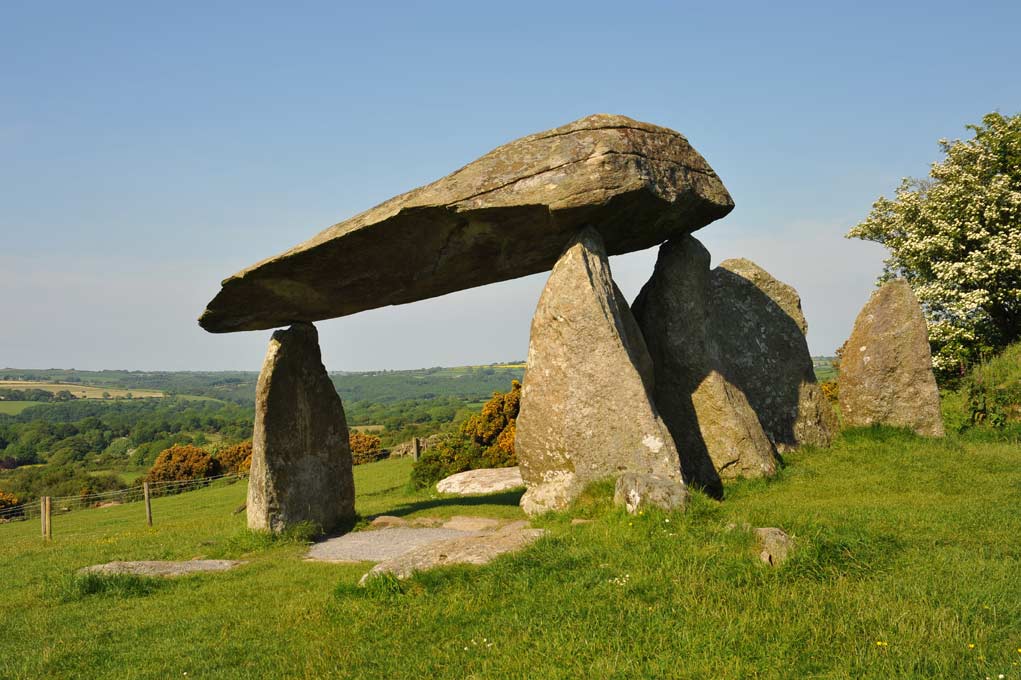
[514,228,683,515]
[613,473,689,514]
[633,237,777,494]
[709,259,836,450]
[436,466,524,495]
[754,527,794,566]
[838,280,944,437]
[359,521,544,583]
[199,114,734,333]
[248,322,355,533]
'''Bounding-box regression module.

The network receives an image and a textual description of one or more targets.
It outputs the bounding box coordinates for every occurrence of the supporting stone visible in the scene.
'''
[709,259,836,450]
[633,237,777,495]
[838,280,944,437]
[248,322,355,533]
[514,228,683,515]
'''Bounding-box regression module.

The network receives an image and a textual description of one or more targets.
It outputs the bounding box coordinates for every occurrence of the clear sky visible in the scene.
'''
[2,0,1019,372]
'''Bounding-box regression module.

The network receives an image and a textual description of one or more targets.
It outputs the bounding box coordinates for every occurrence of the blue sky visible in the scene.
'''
[2,0,1019,371]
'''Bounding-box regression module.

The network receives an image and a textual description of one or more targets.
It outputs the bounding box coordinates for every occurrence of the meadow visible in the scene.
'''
[1,427,1018,679]
[0,381,164,400]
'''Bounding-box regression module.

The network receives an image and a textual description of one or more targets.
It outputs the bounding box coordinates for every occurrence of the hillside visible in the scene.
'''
[1,428,1019,679]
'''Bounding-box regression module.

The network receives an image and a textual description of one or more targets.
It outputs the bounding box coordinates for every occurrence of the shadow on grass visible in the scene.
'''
[379,489,525,518]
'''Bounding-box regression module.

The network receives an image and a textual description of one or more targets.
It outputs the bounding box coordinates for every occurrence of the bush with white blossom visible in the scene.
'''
[847,112,1021,383]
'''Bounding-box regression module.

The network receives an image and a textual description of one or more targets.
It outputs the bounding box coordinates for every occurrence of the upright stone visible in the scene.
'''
[515,228,683,515]
[633,237,777,495]
[709,259,836,450]
[838,280,944,436]
[248,322,355,533]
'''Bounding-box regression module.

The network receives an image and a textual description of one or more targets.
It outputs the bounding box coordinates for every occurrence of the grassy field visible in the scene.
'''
[0,401,41,415]
[0,380,164,399]
[1,429,1019,679]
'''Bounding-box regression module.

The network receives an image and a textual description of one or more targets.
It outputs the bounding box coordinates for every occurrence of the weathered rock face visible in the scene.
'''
[633,237,777,494]
[613,473,689,514]
[838,280,944,437]
[199,114,734,333]
[248,323,355,533]
[709,259,836,450]
[514,228,683,515]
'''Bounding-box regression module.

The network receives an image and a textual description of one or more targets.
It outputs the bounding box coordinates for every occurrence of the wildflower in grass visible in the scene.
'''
[969,644,976,649]
[875,641,888,647]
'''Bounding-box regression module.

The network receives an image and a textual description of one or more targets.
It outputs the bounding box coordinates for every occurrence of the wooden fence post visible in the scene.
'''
[41,496,51,541]
[143,482,153,527]
[412,437,421,462]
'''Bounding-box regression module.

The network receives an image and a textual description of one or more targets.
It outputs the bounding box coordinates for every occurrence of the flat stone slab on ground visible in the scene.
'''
[306,527,480,563]
[79,560,245,577]
[436,467,524,495]
[360,521,544,584]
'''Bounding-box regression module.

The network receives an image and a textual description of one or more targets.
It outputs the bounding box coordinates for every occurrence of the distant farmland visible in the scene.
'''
[0,381,164,400]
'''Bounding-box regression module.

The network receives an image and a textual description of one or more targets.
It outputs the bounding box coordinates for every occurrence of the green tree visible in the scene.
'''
[847,112,1021,382]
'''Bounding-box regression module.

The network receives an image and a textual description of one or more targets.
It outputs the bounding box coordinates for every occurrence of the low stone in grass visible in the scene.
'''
[79,560,245,577]
[359,521,544,583]
[435,467,524,495]
[369,515,409,529]
[613,473,689,514]
[755,527,794,566]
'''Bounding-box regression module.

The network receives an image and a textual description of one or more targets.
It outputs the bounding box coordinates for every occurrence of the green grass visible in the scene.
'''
[1,432,1019,679]
[0,401,44,415]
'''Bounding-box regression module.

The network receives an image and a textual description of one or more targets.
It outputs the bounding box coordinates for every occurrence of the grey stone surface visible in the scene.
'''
[436,467,524,495]
[838,280,944,437]
[709,258,836,450]
[248,322,355,534]
[199,114,733,333]
[633,237,777,495]
[441,516,503,532]
[360,521,544,583]
[307,527,478,563]
[755,527,794,566]
[613,473,689,514]
[515,229,683,515]
[79,560,245,577]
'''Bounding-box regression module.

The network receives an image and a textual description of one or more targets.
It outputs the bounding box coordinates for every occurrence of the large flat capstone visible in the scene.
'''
[199,114,734,333]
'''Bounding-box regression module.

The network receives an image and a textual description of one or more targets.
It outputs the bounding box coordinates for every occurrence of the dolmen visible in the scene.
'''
[199,113,839,528]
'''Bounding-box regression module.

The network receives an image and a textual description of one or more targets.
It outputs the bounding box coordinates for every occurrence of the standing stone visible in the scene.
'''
[515,228,683,515]
[633,237,777,495]
[838,280,944,436]
[248,322,355,533]
[709,259,836,450]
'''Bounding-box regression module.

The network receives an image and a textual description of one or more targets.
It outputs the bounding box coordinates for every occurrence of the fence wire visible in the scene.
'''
[0,473,248,526]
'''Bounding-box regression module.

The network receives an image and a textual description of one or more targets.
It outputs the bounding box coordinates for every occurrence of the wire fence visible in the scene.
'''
[0,472,248,526]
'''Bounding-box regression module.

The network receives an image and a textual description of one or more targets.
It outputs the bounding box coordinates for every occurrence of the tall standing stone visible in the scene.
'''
[838,280,944,437]
[709,259,836,450]
[633,237,777,496]
[248,322,355,533]
[515,228,683,515]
